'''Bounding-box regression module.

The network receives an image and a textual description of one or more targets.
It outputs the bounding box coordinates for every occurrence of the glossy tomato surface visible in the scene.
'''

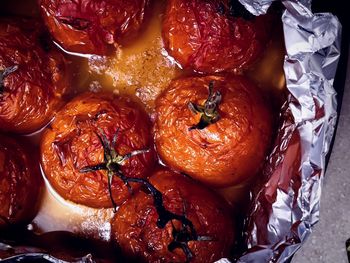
[39,0,150,55]
[162,0,271,73]
[0,19,69,134]
[41,92,155,208]
[0,135,41,227]
[112,169,234,263]
[155,75,273,188]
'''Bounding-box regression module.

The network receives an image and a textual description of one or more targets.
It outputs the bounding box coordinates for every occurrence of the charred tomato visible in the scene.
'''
[40,92,155,209]
[155,75,272,188]
[0,18,69,134]
[0,135,41,227]
[111,169,234,263]
[39,0,150,55]
[162,0,272,73]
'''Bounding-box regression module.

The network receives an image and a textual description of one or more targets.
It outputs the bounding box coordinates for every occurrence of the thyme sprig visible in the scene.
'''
[188,81,222,130]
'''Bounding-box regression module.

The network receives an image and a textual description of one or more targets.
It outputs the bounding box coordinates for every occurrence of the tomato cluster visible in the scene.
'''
[0,1,276,262]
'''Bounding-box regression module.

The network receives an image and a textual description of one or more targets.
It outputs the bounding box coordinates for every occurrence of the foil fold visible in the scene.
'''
[233,0,341,262]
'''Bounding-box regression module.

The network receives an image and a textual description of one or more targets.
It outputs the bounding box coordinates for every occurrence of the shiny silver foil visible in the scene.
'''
[218,0,341,262]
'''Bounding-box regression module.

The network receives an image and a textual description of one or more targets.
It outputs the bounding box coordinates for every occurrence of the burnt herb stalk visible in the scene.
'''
[116,176,212,262]
[0,65,18,95]
[80,129,212,261]
[188,81,222,130]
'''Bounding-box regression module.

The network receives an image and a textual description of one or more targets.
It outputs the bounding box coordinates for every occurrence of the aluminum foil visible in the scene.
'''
[231,0,341,262]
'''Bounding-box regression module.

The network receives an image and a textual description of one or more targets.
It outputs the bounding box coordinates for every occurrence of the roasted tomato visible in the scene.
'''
[0,135,41,227]
[41,92,155,209]
[112,169,234,263]
[155,75,272,188]
[162,0,271,73]
[39,0,150,55]
[0,19,69,134]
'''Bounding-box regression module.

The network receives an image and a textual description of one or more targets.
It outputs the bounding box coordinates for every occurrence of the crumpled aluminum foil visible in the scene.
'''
[217,0,341,262]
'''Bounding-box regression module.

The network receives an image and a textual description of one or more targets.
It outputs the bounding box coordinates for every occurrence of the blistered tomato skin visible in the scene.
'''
[162,0,271,73]
[0,135,41,228]
[155,75,272,188]
[112,169,234,263]
[40,92,156,208]
[0,19,69,134]
[39,0,150,55]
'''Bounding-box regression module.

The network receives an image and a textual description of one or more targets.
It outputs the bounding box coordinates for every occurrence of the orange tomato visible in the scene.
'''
[155,75,272,187]
[0,18,69,134]
[41,92,156,208]
[112,169,234,262]
[0,135,41,227]
[162,0,272,73]
[39,0,150,55]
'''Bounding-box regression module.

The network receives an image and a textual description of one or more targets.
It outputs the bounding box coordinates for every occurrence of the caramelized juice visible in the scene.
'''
[1,0,286,247]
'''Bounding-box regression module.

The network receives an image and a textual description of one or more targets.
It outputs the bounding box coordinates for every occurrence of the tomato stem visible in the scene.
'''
[79,128,149,212]
[188,81,222,130]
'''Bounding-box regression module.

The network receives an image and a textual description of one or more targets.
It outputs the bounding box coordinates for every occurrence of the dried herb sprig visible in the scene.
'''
[80,129,213,261]
[188,81,222,130]
[79,128,149,211]
[167,203,213,262]
[115,176,212,262]
[0,65,18,94]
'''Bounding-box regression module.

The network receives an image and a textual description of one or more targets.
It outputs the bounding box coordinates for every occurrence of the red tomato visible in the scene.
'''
[0,19,69,134]
[40,92,156,208]
[0,135,41,227]
[39,0,150,55]
[162,0,271,73]
[155,75,273,188]
[111,169,234,263]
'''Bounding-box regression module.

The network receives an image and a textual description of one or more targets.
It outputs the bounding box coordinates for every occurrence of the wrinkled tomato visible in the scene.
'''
[40,92,155,208]
[39,0,150,55]
[0,135,41,227]
[162,0,272,73]
[0,19,69,134]
[155,75,273,188]
[112,169,234,263]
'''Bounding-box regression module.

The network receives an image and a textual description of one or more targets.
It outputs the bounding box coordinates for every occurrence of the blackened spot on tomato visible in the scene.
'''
[217,2,226,15]
[57,16,91,31]
[38,32,52,53]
